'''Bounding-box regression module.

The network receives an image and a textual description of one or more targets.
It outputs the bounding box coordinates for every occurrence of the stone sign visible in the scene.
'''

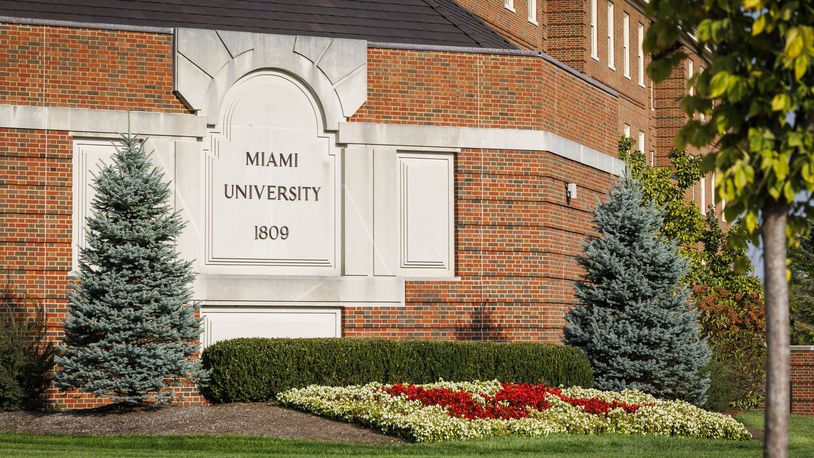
[205,71,337,272]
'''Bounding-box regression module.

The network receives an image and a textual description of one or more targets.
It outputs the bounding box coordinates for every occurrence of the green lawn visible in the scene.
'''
[0,411,811,457]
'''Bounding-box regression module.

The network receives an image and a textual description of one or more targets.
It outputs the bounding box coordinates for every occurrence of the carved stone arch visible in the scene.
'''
[173,28,367,131]
[197,61,344,276]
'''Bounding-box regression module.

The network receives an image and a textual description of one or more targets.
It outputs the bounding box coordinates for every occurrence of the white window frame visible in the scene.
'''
[638,131,645,153]
[700,177,706,214]
[688,59,695,96]
[699,67,706,121]
[712,172,716,207]
[591,0,598,60]
[528,0,537,24]
[623,13,630,78]
[505,0,515,11]
[638,23,645,86]
[607,2,615,70]
[624,124,631,138]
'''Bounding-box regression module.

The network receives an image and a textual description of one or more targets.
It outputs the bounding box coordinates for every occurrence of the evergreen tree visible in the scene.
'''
[564,176,710,405]
[790,226,814,345]
[55,136,205,406]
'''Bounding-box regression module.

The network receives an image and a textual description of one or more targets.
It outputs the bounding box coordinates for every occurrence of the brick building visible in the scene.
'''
[0,1,710,408]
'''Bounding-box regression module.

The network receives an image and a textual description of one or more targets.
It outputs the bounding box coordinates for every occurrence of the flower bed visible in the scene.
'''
[277,381,751,442]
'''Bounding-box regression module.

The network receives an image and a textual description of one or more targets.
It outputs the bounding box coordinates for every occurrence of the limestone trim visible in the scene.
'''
[0,104,205,138]
[173,28,367,131]
[194,275,405,307]
[0,15,173,34]
[338,122,626,176]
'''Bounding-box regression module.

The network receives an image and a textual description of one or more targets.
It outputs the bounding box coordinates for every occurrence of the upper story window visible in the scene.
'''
[700,176,707,215]
[624,124,631,138]
[528,0,537,24]
[687,59,695,96]
[608,2,615,70]
[700,67,706,121]
[505,0,515,11]
[638,23,645,86]
[638,131,645,154]
[623,13,630,79]
[591,0,598,60]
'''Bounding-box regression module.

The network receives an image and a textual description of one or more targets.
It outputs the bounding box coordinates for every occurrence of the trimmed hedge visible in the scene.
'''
[200,338,594,403]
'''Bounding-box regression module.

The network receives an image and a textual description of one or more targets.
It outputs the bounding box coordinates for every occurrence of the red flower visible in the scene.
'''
[380,382,647,420]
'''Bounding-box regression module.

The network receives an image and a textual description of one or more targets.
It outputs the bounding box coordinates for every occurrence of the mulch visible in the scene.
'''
[0,403,404,445]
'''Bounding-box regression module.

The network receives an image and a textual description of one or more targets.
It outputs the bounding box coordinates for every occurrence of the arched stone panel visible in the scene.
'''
[203,70,340,275]
[173,28,367,131]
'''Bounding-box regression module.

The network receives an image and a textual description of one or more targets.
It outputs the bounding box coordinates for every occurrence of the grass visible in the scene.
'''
[0,411,811,457]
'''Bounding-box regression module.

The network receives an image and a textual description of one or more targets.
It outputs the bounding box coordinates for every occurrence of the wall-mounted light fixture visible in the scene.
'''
[566,183,577,202]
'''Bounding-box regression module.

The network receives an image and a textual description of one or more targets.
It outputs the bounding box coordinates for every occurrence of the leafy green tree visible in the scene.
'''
[790,226,814,344]
[619,136,761,292]
[622,137,765,410]
[0,291,54,411]
[645,1,814,453]
[565,177,710,405]
[619,137,705,259]
[54,136,205,406]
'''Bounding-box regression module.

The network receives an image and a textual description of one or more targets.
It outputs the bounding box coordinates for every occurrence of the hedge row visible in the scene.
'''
[200,338,594,403]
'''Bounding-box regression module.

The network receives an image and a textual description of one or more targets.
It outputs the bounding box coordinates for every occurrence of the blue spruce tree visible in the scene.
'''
[564,176,710,405]
[55,136,205,406]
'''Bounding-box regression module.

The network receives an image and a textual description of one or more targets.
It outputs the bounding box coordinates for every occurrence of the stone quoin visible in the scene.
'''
[0,1,719,409]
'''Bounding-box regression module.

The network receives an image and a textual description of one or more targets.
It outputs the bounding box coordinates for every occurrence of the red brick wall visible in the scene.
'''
[355,47,618,156]
[455,0,546,50]
[0,24,188,113]
[1,23,622,408]
[546,0,588,71]
[792,347,814,416]
[344,147,614,340]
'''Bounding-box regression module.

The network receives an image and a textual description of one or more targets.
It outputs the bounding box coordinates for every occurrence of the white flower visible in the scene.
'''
[276,381,751,443]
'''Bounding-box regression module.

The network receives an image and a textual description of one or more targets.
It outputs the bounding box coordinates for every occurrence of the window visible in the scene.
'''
[528,0,537,23]
[711,172,716,207]
[699,67,706,121]
[591,0,598,59]
[505,0,514,11]
[688,60,694,96]
[623,13,630,78]
[607,2,615,69]
[700,177,706,215]
[638,131,645,153]
[638,23,645,86]
[624,124,631,138]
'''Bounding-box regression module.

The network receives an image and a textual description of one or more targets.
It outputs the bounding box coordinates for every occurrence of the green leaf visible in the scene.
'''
[773,159,789,180]
[772,93,791,112]
[787,28,804,59]
[727,76,748,102]
[784,181,796,202]
[709,72,730,98]
[698,19,714,41]
[769,183,782,199]
[796,56,809,80]
[802,162,812,182]
[744,212,758,232]
[735,167,748,189]
[753,14,767,36]
[743,0,762,9]
[734,255,752,273]
[702,152,717,172]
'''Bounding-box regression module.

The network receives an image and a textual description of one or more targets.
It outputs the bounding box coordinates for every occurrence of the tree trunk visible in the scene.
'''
[762,200,790,458]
